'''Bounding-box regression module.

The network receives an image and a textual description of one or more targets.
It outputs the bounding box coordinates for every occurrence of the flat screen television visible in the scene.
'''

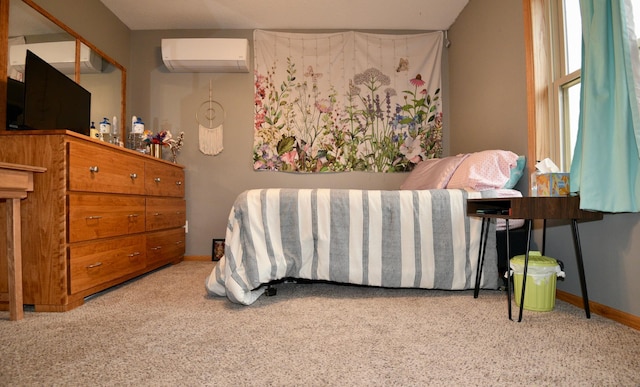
[6,77,25,130]
[17,50,91,135]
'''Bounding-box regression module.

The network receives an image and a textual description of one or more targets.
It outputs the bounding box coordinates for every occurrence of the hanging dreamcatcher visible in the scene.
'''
[196,80,226,156]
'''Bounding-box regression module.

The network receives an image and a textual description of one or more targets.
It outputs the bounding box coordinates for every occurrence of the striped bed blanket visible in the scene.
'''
[206,188,500,305]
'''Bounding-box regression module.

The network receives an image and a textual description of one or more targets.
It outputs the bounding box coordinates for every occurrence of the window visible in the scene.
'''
[551,0,581,171]
[527,0,640,173]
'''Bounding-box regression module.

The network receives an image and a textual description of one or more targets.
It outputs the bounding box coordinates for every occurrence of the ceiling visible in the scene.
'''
[99,0,469,31]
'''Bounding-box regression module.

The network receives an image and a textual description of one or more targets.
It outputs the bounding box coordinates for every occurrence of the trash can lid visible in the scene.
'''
[510,251,558,267]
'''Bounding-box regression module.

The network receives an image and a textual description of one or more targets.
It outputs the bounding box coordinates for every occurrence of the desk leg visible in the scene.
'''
[6,198,24,321]
[505,219,512,321]
[474,218,490,298]
[514,219,533,322]
[542,219,547,256]
[571,219,591,318]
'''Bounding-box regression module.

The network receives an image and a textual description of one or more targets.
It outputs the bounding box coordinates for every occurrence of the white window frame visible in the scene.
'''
[549,0,581,172]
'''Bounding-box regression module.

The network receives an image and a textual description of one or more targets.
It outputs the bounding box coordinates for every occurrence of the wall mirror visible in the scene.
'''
[6,0,126,139]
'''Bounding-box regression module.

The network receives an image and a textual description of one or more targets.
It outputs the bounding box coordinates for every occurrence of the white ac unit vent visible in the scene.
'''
[9,41,103,74]
[161,38,250,73]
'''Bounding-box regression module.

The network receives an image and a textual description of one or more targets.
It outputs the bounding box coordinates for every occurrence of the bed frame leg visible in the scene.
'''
[265,285,277,296]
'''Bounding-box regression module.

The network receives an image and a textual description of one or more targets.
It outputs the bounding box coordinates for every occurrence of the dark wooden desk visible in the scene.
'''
[0,162,46,321]
[467,196,603,322]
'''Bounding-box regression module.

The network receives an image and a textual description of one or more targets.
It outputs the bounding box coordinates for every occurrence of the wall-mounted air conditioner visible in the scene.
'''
[161,38,250,73]
[9,41,103,74]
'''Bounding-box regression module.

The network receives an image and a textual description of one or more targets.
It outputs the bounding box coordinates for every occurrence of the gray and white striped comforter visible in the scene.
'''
[206,188,500,305]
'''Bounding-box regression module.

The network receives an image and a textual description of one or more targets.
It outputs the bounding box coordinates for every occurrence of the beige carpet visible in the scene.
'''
[1,261,639,386]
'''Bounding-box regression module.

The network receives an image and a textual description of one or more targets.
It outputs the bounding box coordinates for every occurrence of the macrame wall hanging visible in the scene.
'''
[197,81,226,156]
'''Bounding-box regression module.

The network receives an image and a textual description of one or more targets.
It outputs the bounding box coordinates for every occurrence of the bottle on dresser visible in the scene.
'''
[99,117,111,142]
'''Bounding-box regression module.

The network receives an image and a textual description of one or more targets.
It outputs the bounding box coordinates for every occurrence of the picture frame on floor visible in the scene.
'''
[212,239,225,261]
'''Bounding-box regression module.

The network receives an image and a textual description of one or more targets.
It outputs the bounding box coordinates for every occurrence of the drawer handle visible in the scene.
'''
[154,177,161,183]
[154,212,162,216]
[128,252,141,257]
[130,173,138,179]
[175,240,183,245]
[176,181,182,186]
[86,216,103,220]
[128,214,139,218]
[176,211,182,215]
[89,166,99,173]
[151,246,162,251]
[86,262,103,269]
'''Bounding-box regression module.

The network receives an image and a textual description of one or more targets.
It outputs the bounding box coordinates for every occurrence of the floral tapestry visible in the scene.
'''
[253,30,443,173]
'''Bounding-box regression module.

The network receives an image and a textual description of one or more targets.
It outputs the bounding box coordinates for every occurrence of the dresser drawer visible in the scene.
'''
[145,197,186,231]
[68,141,145,194]
[69,235,146,294]
[146,228,185,268]
[145,162,184,197]
[69,194,146,242]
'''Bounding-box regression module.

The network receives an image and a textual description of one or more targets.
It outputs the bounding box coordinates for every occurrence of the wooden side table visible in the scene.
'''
[467,195,603,322]
[0,162,46,321]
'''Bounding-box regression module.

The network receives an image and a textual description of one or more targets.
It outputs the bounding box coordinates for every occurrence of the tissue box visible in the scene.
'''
[535,173,570,196]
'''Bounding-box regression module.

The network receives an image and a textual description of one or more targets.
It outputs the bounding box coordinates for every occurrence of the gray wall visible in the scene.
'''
[27,0,640,318]
[448,0,528,157]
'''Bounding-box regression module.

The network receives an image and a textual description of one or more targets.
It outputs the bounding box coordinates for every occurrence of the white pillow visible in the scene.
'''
[400,154,469,190]
[446,150,519,191]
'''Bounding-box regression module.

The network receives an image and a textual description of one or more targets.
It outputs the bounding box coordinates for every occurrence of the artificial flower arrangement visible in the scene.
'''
[143,130,170,146]
[142,130,185,162]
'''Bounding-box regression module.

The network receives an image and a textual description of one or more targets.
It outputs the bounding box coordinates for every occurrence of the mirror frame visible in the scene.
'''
[0,0,126,139]
[1,0,10,130]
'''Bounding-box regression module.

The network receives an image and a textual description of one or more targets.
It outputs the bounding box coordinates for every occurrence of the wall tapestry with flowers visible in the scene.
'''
[253,30,443,173]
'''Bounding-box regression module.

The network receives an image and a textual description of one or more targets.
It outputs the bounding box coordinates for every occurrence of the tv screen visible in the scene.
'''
[6,77,25,130]
[21,50,91,135]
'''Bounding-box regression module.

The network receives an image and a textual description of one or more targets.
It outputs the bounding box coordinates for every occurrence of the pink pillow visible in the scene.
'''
[446,150,519,191]
[400,154,469,190]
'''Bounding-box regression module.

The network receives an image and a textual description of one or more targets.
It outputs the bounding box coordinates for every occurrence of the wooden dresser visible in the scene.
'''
[0,130,186,312]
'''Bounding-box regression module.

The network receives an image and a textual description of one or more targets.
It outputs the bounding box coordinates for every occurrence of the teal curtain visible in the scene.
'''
[570,0,640,212]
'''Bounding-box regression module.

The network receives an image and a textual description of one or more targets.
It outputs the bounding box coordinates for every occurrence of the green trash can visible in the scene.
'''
[510,251,565,312]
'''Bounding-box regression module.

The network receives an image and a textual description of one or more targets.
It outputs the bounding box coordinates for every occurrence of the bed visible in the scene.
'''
[206,150,526,305]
